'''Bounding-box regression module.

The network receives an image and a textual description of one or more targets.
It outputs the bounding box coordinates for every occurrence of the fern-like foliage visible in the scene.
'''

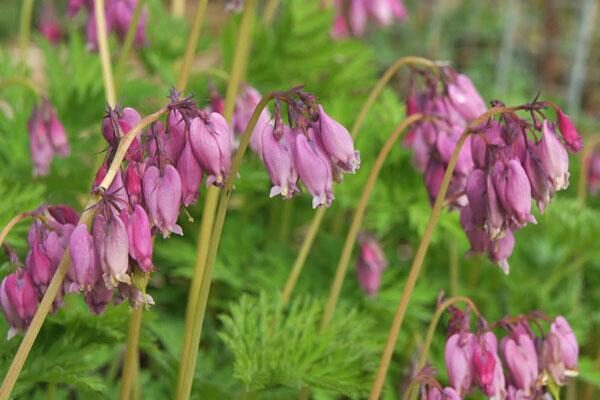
[218,293,380,397]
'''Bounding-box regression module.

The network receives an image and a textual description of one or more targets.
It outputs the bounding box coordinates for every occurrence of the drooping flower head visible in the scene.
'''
[331,0,407,38]
[28,99,70,177]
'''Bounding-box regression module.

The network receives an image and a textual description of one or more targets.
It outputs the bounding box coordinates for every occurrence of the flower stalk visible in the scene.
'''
[281,55,439,306]
[320,113,426,329]
[368,106,515,400]
[94,0,117,107]
[176,1,258,398]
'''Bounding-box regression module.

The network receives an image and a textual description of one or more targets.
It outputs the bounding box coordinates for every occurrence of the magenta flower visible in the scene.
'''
[472,332,506,398]
[261,125,299,198]
[189,115,232,187]
[124,162,144,207]
[0,271,38,339]
[501,332,539,395]
[292,133,334,208]
[176,139,203,207]
[317,105,360,173]
[332,0,406,38]
[555,108,583,152]
[355,235,387,296]
[143,164,183,238]
[102,106,143,161]
[93,212,131,287]
[25,243,54,295]
[121,205,153,272]
[445,332,475,396]
[67,224,99,293]
[28,100,70,176]
[542,316,578,384]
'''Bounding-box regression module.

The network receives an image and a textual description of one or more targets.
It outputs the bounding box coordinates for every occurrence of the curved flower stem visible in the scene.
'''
[175,2,258,398]
[0,212,32,248]
[281,207,326,305]
[95,0,117,107]
[0,77,42,98]
[577,134,600,207]
[114,0,147,90]
[263,0,279,25]
[368,106,515,400]
[280,56,440,307]
[119,307,143,400]
[350,56,441,140]
[177,91,274,400]
[320,114,426,329]
[176,0,209,92]
[403,296,480,400]
[0,109,166,400]
[19,0,34,70]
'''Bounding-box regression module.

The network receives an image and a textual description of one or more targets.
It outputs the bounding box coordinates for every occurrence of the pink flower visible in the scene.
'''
[555,108,583,152]
[445,332,475,396]
[93,212,131,287]
[121,205,153,272]
[68,224,100,292]
[355,235,387,296]
[143,165,183,238]
[0,271,38,339]
[261,125,298,198]
[292,133,334,208]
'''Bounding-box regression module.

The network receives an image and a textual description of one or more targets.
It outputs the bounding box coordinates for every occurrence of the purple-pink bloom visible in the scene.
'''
[189,115,232,187]
[472,332,506,398]
[26,243,54,295]
[93,212,131,287]
[1,271,38,339]
[28,100,70,176]
[317,105,360,173]
[445,332,475,396]
[121,205,153,272]
[501,333,539,395]
[143,164,183,238]
[292,133,334,208]
[355,235,387,296]
[542,316,578,385]
[84,281,114,315]
[555,108,583,153]
[176,138,203,206]
[68,223,99,293]
[261,125,298,198]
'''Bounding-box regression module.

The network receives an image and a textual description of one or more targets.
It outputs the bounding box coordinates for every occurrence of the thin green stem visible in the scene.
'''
[577,134,600,207]
[368,107,515,400]
[177,91,273,400]
[0,78,42,97]
[119,307,144,400]
[114,0,146,90]
[0,109,166,400]
[175,185,219,398]
[0,212,31,248]
[281,207,326,305]
[19,0,34,70]
[176,2,258,398]
[350,56,440,140]
[279,56,439,305]
[263,0,279,25]
[95,0,117,107]
[176,0,210,92]
[320,114,426,330]
[404,296,480,400]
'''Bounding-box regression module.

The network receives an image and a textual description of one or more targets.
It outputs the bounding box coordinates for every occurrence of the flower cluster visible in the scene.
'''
[28,99,70,177]
[233,86,360,208]
[406,68,583,272]
[355,233,387,296]
[38,1,62,44]
[68,0,147,51]
[418,304,578,400]
[332,0,408,38]
[3,87,358,338]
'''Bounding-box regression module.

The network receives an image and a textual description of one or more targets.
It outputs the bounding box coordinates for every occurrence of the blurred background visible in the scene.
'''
[1,0,600,399]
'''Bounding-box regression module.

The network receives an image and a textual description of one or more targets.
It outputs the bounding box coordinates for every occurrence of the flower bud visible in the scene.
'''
[292,133,334,208]
[26,244,54,294]
[317,105,360,173]
[93,213,131,287]
[533,121,569,192]
[445,332,475,396]
[102,107,143,161]
[472,332,506,398]
[189,115,231,187]
[124,162,143,207]
[555,108,583,152]
[492,159,536,227]
[488,230,515,274]
[261,125,298,198]
[424,159,445,205]
[143,165,183,238]
[447,74,487,121]
[121,205,153,272]
[164,111,186,163]
[68,223,99,292]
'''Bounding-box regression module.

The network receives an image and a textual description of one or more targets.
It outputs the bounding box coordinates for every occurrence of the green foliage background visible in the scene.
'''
[0,0,599,399]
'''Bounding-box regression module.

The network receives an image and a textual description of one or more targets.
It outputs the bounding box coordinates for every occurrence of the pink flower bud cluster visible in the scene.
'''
[433,306,579,399]
[28,99,70,177]
[38,2,62,44]
[355,234,387,296]
[67,0,147,51]
[586,152,600,195]
[406,68,583,272]
[331,0,408,38]
[235,86,360,208]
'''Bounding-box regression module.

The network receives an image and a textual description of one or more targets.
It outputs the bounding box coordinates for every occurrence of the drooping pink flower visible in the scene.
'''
[1,271,38,339]
[28,100,70,176]
[93,212,131,287]
[445,332,475,396]
[120,205,153,272]
[501,332,539,395]
[68,223,99,292]
[355,235,387,296]
[555,108,583,152]
[472,332,506,398]
[317,105,360,173]
[143,165,183,238]
[292,133,334,208]
[261,125,298,198]
[542,316,578,385]
[189,115,232,187]
[176,138,203,206]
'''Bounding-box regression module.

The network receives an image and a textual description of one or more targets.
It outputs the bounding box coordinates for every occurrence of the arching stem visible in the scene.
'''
[176,1,258,398]
[95,0,117,107]
[320,114,427,329]
[0,78,42,98]
[0,212,32,249]
[176,91,273,400]
[280,55,440,306]
[577,134,600,207]
[368,107,515,400]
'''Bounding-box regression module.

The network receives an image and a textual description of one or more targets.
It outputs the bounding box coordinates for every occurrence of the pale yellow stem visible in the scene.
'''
[95,0,117,107]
